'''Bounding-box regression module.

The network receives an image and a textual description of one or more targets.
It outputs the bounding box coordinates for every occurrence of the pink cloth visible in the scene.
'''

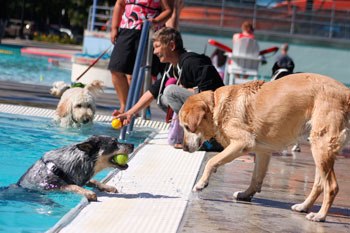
[120,0,161,30]
[165,77,177,86]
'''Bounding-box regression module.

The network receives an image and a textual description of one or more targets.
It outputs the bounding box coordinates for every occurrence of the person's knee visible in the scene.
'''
[111,71,125,79]
[163,85,178,99]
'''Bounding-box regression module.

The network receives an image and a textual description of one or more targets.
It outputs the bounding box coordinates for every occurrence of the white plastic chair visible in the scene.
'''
[224,38,261,85]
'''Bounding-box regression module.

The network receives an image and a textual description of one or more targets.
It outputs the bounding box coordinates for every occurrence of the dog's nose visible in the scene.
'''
[82,119,90,124]
[183,144,189,152]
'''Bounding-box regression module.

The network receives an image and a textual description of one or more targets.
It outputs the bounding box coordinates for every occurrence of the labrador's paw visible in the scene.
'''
[291,203,308,213]
[233,191,253,202]
[306,212,326,222]
[192,181,208,192]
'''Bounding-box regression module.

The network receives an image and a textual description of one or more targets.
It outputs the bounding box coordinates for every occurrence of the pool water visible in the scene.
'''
[0,45,71,86]
[0,112,154,233]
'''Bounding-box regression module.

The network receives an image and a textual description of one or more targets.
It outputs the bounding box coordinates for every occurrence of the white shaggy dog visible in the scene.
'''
[51,80,103,127]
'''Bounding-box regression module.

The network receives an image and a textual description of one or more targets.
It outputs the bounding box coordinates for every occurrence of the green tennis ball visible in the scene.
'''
[113,154,129,166]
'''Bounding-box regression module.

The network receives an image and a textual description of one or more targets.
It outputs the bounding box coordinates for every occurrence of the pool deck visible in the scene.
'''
[0,39,349,233]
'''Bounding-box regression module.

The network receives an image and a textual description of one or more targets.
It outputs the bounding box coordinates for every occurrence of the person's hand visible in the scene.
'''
[148,18,159,29]
[110,28,118,44]
[115,111,133,126]
[112,109,122,117]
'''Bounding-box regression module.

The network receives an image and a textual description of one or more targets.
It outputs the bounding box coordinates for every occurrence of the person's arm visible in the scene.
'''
[110,0,125,44]
[232,33,239,43]
[115,91,155,125]
[149,0,173,27]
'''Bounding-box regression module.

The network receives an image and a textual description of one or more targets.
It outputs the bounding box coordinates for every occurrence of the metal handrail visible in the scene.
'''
[119,21,151,140]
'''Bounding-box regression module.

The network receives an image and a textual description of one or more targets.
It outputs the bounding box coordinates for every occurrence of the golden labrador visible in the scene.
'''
[179,73,350,222]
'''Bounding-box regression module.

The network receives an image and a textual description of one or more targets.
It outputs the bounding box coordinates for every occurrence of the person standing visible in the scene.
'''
[108,0,173,115]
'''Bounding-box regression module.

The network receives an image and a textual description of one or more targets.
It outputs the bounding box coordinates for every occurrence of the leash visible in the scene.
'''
[73,45,113,83]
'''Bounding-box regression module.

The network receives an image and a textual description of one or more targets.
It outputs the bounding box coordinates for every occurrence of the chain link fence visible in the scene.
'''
[181,1,350,40]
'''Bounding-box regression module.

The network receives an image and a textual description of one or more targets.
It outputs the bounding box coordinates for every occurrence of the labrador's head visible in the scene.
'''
[179,91,215,152]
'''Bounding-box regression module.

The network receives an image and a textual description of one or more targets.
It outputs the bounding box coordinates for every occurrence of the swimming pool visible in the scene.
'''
[0,45,71,86]
[0,112,154,233]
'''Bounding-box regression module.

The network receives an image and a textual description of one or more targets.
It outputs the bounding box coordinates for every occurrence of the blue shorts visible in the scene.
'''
[108,28,164,76]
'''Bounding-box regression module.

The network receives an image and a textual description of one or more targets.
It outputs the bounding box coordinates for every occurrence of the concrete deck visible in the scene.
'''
[179,144,350,233]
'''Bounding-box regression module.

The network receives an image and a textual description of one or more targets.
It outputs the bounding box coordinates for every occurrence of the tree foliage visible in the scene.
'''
[2,0,114,35]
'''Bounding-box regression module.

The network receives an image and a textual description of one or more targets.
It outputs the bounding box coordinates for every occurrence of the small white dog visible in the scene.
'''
[51,80,103,127]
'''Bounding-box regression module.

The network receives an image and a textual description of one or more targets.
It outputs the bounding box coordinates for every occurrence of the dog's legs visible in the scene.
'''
[305,167,338,222]
[304,139,338,222]
[193,141,246,192]
[291,167,323,213]
[87,179,118,193]
[292,111,344,222]
[233,152,271,201]
[61,184,97,201]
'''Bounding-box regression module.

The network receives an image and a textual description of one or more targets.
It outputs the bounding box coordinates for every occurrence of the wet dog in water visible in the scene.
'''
[17,135,134,201]
[50,80,103,128]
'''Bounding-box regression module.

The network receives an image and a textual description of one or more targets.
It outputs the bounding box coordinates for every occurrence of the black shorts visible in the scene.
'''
[108,28,165,76]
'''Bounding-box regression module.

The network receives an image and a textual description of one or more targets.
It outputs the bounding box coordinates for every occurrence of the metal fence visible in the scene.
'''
[182,1,350,40]
[88,2,350,41]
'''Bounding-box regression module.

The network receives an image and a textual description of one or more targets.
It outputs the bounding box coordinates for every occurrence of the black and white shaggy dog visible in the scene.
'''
[17,135,134,201]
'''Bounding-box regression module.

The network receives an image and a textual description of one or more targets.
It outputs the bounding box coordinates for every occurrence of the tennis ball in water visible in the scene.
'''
[113,154,129,165]
[111,118,123,129]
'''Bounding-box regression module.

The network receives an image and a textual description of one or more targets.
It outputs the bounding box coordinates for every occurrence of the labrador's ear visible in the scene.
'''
[187,106,206,133]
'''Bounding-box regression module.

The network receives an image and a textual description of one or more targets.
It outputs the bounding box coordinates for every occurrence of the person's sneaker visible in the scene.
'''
[199,138,224,152]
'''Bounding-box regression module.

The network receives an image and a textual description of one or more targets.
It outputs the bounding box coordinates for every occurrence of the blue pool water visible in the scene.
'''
[0,112,154,233]
[183,33,350,86]
[1,38,350,87]
[0,45,71,86]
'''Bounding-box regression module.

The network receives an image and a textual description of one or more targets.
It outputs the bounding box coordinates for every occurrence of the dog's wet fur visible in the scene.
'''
[51,80,104,128]
[17,135,134,201]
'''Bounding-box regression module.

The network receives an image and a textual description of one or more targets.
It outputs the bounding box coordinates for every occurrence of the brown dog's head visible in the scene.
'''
[179,91,215,152]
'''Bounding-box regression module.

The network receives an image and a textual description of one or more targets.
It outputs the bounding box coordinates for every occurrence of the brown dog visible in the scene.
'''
[179,73,350,222]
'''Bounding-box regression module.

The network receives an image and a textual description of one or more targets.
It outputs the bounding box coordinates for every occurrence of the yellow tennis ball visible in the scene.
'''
[111,118,122,129]
[113,154,129,166]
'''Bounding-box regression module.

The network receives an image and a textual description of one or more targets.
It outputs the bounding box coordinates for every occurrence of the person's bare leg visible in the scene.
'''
[165,0,184,29]
[126,74,132,86]
[111,71,129,114]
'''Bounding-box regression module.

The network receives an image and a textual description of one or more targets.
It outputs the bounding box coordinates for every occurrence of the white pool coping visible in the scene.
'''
[0,103,170,131]
[0,104,205,233]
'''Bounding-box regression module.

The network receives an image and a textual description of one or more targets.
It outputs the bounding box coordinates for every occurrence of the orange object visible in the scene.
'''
[111,118,123,129]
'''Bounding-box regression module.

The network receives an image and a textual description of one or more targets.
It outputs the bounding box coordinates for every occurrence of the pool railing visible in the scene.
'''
[119,21,151,140]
